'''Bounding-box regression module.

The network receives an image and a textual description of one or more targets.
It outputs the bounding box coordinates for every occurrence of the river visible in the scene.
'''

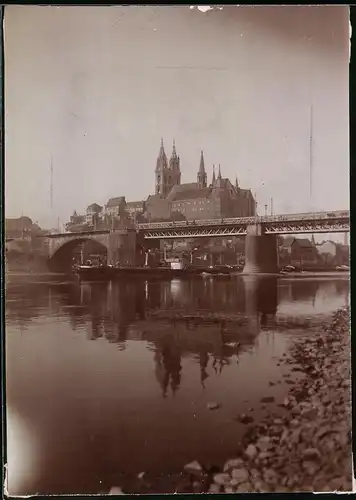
[5,272,349,495]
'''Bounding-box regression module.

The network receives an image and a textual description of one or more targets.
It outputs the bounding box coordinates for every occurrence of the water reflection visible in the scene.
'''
[6,275,349,400]
[5,273,349,495]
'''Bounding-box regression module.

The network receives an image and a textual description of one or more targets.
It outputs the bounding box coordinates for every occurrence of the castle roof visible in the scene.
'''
[239,188,253,198]
[167,182,212,202]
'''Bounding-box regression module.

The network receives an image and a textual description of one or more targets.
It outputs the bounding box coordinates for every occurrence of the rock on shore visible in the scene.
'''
[206,306,352,493]
[110,307,352,494]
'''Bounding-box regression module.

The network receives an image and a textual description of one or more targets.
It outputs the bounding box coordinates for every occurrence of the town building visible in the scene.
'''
[5,216,47,255]
[317,240,349,266]
[317,240,338,265]
[290,238,318,266]
[126,201,145,220]
[104,197,126,218]
[66,211,87,232]
[86,203,102,225]
[145,139,256,221]
[6,216,35,239]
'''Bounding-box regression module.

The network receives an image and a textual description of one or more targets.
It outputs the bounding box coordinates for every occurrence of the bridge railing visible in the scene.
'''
[44,210,349,236]
[137,210,349,231]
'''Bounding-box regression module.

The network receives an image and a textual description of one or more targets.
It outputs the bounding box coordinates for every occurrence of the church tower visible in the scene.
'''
[235,175,240,193]
[197,150,207,188]
[169,139,181,186]
[213,164,223,188]
[155,138,181,197]
[211,164,216,185]
[155,138,168,196]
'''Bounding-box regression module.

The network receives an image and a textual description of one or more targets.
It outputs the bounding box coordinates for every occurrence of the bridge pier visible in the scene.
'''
[243,224,278,274]
[107,229,137,266]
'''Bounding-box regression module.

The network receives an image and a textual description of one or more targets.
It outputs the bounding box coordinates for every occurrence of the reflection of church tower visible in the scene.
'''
[155,138,181,197]
[199,350,209,388]
[153,342,182,397]
[88,317,103,340]
[154,350,169,398]
[197,150,207,188]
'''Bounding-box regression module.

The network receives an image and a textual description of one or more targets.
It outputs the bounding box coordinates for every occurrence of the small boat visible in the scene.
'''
[336,265,350,272]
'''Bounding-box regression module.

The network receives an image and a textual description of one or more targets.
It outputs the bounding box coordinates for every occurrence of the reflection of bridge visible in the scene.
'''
[44,210,349,273]
[6,274,349,398]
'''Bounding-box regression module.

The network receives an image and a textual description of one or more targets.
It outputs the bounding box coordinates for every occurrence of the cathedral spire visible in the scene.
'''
[212,164,216,184]
[199,150,205,173]
[197,150,207,188]
[169,139,180,174]
[156,137,168,172]
[171,139,177,158]
[217,164,222,179]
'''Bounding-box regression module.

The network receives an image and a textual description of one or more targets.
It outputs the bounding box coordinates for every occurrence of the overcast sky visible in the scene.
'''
[4,5,349,232]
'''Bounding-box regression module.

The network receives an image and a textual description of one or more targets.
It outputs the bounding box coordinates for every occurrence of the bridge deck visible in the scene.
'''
[44,210,349,239]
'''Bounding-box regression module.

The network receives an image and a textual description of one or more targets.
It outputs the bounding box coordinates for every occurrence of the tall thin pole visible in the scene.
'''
[50,154,53,210]
[50,153,54,229]
[270,197,273,216]
[309,105,313,203]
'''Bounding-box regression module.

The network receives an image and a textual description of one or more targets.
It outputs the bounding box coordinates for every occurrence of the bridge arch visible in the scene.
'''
[48,236,109,272]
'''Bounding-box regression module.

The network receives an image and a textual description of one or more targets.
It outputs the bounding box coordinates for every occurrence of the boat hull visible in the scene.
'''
[75,266,237,281]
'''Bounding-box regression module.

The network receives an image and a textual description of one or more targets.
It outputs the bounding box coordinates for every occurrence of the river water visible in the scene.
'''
[5,272,349,495]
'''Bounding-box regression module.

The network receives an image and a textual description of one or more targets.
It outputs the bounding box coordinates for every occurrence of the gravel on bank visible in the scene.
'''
[110,306,352,494]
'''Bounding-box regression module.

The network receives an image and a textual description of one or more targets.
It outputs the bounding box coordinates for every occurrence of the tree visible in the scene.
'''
[170,211,186,221]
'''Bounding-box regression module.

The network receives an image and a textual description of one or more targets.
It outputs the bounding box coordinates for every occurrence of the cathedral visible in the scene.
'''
[145,139,256,221]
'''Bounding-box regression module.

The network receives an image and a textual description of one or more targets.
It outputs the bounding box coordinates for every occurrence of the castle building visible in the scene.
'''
[68,139,256,230]
[145,139,255,221]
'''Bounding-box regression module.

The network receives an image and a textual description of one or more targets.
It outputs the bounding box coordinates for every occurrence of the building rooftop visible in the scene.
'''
[167,183,212,202]
[6,216,33,230]
[87,203,102,212]
[106,197,126,207]
[293,238,313,248]
[281,236,295,248]
[126,200,145,208]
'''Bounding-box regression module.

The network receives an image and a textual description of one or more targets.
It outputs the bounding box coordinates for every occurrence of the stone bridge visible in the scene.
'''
[44,210,349,274]
[46,228,145,272]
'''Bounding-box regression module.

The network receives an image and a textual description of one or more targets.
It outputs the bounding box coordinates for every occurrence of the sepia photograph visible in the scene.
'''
[4,4,351,495]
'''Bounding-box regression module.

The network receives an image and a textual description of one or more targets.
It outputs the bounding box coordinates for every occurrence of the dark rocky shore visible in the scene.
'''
[109,306,352,494]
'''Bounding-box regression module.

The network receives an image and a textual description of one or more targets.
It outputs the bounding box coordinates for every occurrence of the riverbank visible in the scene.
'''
[5,255,49,273]
[110,306,351,494]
